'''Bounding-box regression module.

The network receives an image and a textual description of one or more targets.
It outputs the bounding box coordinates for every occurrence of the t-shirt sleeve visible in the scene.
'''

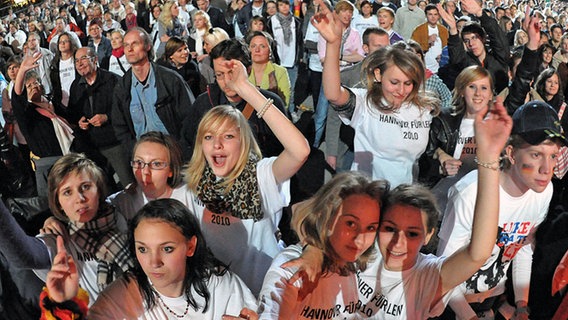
[339,87,367,127]
[257,246,302,319]
[259,157,290,228]
[211,272,258,317]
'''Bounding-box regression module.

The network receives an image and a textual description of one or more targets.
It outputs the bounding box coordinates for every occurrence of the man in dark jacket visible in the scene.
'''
[111,27,195,159]
[68,47,134,187]
[182,39,285,159]
[441,0,509,93]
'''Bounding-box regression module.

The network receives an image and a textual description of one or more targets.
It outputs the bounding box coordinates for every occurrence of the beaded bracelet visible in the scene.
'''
[257,98,273,119]
[474,156,501,171]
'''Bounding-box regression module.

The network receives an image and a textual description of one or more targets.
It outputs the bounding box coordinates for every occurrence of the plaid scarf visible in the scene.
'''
[68,204,134,290]
[197,154,263,221]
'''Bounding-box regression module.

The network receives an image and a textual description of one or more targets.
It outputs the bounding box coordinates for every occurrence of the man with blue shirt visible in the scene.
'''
[111,27,195,158]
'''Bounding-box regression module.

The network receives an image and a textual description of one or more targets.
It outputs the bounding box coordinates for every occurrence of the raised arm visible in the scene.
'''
[312,0,350,106]
[439,97,512,295]
[504,9,541,114]
[223,60,310,184]
[14,52,42,96]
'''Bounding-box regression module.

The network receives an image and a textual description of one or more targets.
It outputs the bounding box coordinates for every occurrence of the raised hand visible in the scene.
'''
[45,236,79,303]
[220,59,249,93]
[474,97,513,159]
[310,0,343,44]
[21,51,41,72]
[437,3,457,34]
[460,0,483,17]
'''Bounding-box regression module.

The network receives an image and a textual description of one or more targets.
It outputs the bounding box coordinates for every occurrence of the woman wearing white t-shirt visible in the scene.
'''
[350,1,378,40]
[315,1,438,188]
[49,32,78,107]
[420,66,493,213]
[184,60,310,296]
[43,199,258,319]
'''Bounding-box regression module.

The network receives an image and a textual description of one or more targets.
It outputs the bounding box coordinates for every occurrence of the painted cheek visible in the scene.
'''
[521,163,534,173]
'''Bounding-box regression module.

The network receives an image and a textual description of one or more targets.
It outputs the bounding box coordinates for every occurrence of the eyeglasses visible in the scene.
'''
[75,55,94,64]
[59,39,71,44]
[462,35,480,45]
[130,160,169,170]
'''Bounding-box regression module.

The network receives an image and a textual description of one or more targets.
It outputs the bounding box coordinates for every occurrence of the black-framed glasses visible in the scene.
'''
[130,160,169,170]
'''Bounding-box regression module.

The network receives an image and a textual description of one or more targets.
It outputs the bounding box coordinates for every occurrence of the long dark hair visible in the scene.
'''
[128,198,228,312]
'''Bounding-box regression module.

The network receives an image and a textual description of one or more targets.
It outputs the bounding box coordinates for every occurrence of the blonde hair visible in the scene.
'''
[193,10,212,31]
[334,0,355,13]
[185,105,262,192]
[159,0,178,29]
[203,27,230,49]
[293,172,388,274]
[362,46,439,114]
[452,66,493,115]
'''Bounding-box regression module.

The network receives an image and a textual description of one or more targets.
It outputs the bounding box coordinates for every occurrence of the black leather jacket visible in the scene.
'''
[419,108,464,187]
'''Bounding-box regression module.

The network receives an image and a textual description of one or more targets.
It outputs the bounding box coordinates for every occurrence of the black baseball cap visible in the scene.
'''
[512,100,568,146]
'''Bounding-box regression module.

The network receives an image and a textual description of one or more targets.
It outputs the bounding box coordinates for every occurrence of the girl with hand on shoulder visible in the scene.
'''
[184,59,310,296]
[43,198,258,320]
[287,95,512,318]
[258,171,388,319]
[0,153,133,305]
[312,0,439,188]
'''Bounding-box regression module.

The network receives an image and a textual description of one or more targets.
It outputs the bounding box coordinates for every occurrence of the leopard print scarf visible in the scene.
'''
[196,154,263,221]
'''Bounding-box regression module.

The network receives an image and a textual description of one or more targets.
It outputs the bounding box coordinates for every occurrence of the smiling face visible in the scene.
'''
[249,35,270,64]
[201,121,242,178]
[544,73,560,97]
[57,171,100,224]
[374,65,413,109]
[170,44,189,66]
[74,48,97,77]
[134,219,196,297]
[463,76,492,117]
[328,194,380,265]
[379,204,433,271]
[133,141,173,199]
[506,141,560,194]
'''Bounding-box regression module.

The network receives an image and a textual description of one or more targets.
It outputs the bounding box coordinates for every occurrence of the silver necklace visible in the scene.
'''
[155,291,190,318]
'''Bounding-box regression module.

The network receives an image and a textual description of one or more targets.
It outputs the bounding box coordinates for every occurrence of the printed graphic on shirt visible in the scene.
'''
[377,114,431,141]
[465,221,534,294]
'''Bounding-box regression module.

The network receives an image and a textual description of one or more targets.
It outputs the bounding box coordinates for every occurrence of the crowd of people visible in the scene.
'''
[1,0,568,318]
